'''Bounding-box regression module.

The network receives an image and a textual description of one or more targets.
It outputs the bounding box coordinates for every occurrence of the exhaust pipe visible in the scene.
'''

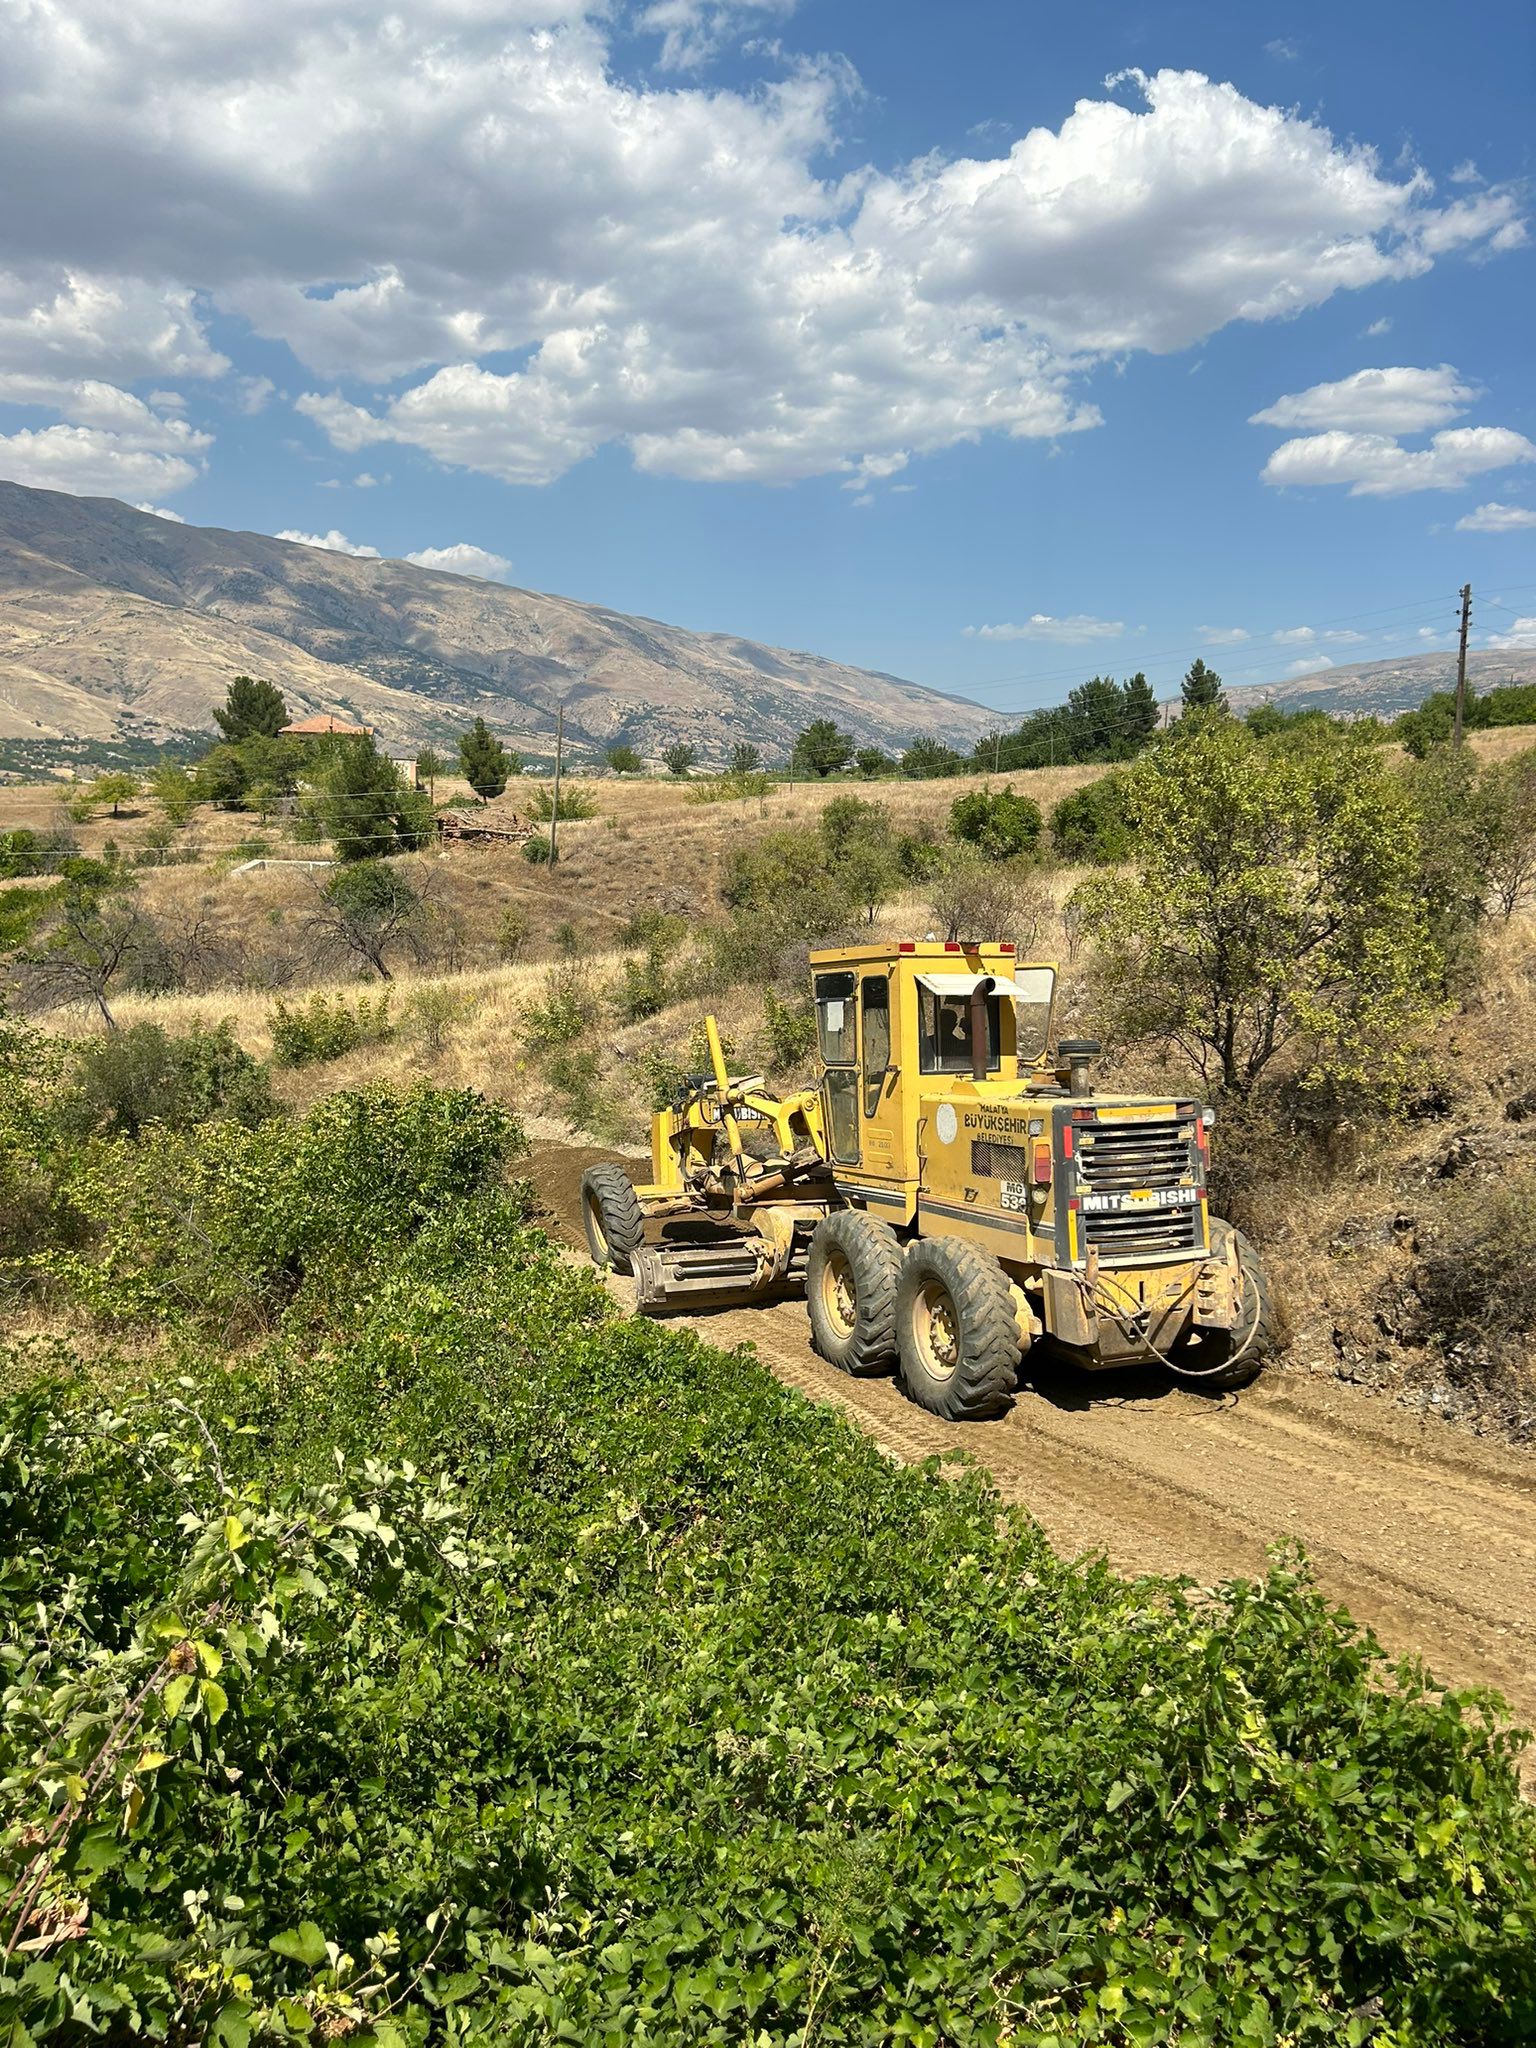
[1058,1037,1101,1097]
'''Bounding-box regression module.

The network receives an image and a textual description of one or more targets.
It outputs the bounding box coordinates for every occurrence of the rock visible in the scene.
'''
[1434,1135,1478,1179]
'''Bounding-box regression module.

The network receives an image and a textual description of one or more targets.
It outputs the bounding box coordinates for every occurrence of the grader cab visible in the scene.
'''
[579,942,1275,1420]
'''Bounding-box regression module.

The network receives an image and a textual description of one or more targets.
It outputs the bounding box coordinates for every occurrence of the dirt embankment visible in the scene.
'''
[525,1140,1536,1758]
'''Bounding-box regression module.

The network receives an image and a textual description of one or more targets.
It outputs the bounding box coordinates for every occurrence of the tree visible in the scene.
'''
[663,742,697,778]
[838,832,902,926]
[1064,676,1126,761]
[928,849,1048,952]
[319,736,436,862]
[1120,673,1160,750]
[1076,720,1439,1100]
[1483,747,1536,920]
[900,737,965,779]
[192,746,250,810]
[150,762,197,828]
[819,795,890,863]
[88,771,139,818]
[793,719,854,779]
[17,866,149,1029]
[854,746,889,780]
[458,719,517,803]
[214,676,289,742]
[948,786,1043,862]
[728,742,762,777]
[1049,775,1132,864]
[1180,658,1226,716]
[605,744,643,775]
[415,747,445,801]
[305,861,430,981]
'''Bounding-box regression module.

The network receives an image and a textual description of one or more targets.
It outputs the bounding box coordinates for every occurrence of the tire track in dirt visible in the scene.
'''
[527,1142,1536,1752]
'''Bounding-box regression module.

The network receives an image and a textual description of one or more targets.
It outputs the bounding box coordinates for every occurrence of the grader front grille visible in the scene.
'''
[1064,1110,1205,1264]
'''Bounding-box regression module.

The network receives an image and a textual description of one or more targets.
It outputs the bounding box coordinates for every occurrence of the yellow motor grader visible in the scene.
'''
[579,941,1275,1420]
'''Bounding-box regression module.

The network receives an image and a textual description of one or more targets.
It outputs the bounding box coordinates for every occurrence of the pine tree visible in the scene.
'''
[214,676,289,742]
[458,718,515,803]
[1181,658,1226,715]
[1121,672,1160,749]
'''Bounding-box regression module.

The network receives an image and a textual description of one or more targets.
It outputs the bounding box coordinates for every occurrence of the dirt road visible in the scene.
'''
[528,1142,1536,1749]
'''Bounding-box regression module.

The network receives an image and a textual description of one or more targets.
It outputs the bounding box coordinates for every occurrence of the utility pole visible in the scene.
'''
[1452,583,1472,745]
[548,700,565,865]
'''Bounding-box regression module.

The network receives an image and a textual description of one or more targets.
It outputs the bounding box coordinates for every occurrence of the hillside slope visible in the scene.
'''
[1222,646,1536,720]
[0,481,992,760]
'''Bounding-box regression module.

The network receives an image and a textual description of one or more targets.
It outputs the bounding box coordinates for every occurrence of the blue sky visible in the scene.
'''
[1,0,1532,716]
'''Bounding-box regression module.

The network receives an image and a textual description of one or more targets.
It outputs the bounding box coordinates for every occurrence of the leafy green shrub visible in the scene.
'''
[267,990,394,1068]
[617,940,670,1022]
[1050,773,1133,863]
[523,963,596,1047]
[684,771,772,805]
[543,1044,608,1130]
[66,1021,278,1138]
[3,1193,1534,2044]
[0,827,76,879]
[39,1082,521,1331]
[895,819,945,882]
[529,781,598,822]
[763,989,817,1072]
[948,783,1043,861]
[637,1041,688,1109]
[522,830,552,864]
[620,907,687,948]
[496,905,530,960]
[405,982,479,1054]
[554,918,584,957]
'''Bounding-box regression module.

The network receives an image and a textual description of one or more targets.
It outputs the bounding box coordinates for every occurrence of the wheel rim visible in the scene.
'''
[584,1192,610,1259]
[913,1278,960,1381]
[819,1247,858,1337]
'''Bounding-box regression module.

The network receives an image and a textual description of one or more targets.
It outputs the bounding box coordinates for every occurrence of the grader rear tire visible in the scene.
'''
[895,1236,1020,1421]
[579,1164,646,1276]
[806,1210,902,1376]
[1169,1219,1277,1392]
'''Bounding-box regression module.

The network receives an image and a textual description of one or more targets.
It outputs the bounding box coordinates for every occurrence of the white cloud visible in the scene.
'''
[1285,654,1334,673]
[1261,425,1536,497]
[132,502,186,521]
[1273,625,1315,644]
[275,527,381,557]
[1250,365,1478,435]
[0,270,227,383]
[964,614,1124,644]
[1324,628,1365,643]
[1417,625,1451,643]
[1456,501,1536,532]
[1264,38,1298,60]
[1487,616,1536,650]
[1448,160,1483,186]
[236,375,275,415]
[1199,625,1249,644]
[0,375,210,496]
[404,542,512,579]
[1362,316,1392,337]
[0,14,1524,490]
[636,0,795,71]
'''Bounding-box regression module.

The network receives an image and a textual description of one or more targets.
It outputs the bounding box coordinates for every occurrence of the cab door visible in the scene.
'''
[857,971,900,1180]
[814,969,860,1165]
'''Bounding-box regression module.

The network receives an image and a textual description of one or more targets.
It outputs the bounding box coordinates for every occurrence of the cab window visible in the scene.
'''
[814,971,856,1065]
[918,988,999,1074]
[861,976,890,1116]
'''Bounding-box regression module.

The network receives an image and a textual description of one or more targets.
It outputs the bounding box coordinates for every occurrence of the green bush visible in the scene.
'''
[2,1162,1534,2043]
[1412,1164,1536,1358]
[617,940,670,1022]
[1049,773,1133,863]
[267,990,394,1068]
[496,905,530,960]
[529,782,598,822]
[522,830,553,864]
[523,963,596,1047]
[0,827,76,880]
[763,988,817,1072]
[37,1082,521,1331]
[949,784,1043,861]
[66,1021,278,1139]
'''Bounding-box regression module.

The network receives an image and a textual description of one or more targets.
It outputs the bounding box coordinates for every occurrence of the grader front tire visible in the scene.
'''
[1169,1219,1277,1391]
[806,1210,903,1376]
[579,1164,646,1276]
[895,1237,1020,1422]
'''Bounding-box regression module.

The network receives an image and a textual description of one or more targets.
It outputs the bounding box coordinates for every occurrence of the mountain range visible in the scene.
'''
[0,481,992,766]
[1221,648,1536,720]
